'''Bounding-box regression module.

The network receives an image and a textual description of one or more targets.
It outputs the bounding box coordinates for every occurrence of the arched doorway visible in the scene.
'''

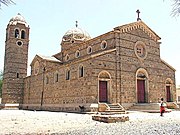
[166,79,173,102]
[136,68,149,103]
[98,71,111,103]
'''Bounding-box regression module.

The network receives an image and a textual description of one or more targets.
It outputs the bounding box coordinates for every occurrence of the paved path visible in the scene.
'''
[0,110,180,135]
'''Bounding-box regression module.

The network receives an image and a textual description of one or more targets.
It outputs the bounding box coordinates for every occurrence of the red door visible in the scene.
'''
[99,81,108,102]
[137,80,145,103]
[166,86,171,102]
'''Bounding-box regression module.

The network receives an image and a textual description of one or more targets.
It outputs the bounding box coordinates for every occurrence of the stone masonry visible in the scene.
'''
[2,14,176,112]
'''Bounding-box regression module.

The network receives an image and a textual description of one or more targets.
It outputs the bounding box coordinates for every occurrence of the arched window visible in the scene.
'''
[16,73,19,78]
[34,61,40,75]
[66,69,70,80]
[65,54,69,61]
[87,46,92,54]
[21,30,26,39]
[79,65,84,77]
[75,50,80,58]
[46,76,49,84]
[55,73,59,82]
[101,40,107,50]
[15,29,19,38]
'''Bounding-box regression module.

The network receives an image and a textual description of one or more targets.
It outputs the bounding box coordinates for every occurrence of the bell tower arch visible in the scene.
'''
[2,13,30,106]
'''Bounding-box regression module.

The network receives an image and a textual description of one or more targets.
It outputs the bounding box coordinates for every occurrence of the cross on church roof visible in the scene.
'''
[75,21,78,27]
[136,9,141,21]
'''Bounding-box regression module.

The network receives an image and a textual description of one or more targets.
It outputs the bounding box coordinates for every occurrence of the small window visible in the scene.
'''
[46,76,49,84]
[34,61,40,75]
[79,65,84,78]
[15,29,19,38]
[65,54,69,61]
[66,69,70,80]
[55,73,59,82]
[87,46,92,54]
[101,40,107,50]
[21,30,26,39]
[16,73,19,78]
[75,50,80,58]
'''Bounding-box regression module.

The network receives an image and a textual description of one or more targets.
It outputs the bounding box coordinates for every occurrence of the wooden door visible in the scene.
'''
[99,81,108,102]
[137,80,145,103]
[166,86,171,102]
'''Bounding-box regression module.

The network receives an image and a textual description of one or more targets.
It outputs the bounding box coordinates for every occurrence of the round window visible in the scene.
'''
[134,41,147,60]
[16,41,23,46]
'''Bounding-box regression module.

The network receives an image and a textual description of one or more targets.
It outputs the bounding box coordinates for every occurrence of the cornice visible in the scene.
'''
[114,21,161,42]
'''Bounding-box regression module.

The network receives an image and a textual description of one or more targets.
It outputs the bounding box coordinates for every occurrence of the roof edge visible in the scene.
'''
[114,20,161,42]
[161,59,176,71]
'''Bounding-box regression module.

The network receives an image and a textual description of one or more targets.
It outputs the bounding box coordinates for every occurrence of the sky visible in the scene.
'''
[0,0,180,86]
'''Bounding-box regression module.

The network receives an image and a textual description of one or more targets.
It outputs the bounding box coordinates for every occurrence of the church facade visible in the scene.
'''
[2,13,176,112]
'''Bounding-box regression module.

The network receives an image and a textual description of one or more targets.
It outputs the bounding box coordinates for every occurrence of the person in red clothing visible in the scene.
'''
[160,98,165,116]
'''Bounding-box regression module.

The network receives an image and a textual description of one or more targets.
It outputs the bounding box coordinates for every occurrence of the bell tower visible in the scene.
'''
[2,13,30,106]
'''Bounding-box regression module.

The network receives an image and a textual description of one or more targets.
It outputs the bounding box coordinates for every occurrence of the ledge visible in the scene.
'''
[92,114,129,123]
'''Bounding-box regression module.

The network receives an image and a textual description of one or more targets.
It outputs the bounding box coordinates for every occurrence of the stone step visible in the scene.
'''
[92,114,129,123]
[129,103,160,110]
[109,108,122,110]
[0,104,20,110]
[106,104,125,113]
[109,107,123,110]
[108,105,121,108]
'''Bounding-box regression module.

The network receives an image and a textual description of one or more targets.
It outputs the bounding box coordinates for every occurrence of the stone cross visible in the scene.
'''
[136,9,141,21]
[76,21,78,27]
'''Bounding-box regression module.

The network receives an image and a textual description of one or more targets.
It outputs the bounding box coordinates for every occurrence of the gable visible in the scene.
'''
[114,21,161,42]
[30,55,42,66]
[161,59,176,71]
[30,54,61,66]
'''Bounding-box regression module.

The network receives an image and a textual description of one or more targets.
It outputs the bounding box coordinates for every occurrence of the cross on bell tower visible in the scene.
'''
[136,9,141,21]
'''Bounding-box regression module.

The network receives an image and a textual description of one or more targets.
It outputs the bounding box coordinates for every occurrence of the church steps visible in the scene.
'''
[99,103,126,114]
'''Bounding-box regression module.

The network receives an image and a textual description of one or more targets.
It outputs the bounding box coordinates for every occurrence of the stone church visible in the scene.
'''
[2,13,176,112]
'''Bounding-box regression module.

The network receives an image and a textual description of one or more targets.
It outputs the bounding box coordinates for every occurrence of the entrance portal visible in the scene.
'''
[99,81,108,102]
[166,86,171,102]
[137,80,145,103]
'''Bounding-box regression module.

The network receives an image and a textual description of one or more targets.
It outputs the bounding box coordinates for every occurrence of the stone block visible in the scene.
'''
[92,115,129,123]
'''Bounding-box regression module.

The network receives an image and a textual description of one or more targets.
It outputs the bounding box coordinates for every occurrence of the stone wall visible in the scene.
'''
[22,24,176,112]
[2,23,29,104]
[116,28,176,104]
[23,32,119,111]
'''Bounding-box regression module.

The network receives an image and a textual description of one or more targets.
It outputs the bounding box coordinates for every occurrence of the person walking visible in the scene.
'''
[160,98,165,116]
